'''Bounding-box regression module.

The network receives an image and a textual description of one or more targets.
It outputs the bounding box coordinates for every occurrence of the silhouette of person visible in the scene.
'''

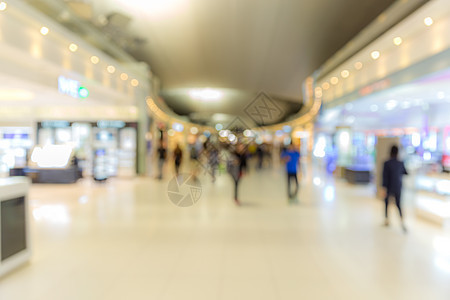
[382,145,408,232]
[157,143,166,180]
[173,144,183,176]
[281,143,301,201]
[227,143,247,205]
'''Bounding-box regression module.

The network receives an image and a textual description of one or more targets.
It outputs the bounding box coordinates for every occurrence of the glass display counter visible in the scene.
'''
[415,173,450,227]
[0,177,31,277]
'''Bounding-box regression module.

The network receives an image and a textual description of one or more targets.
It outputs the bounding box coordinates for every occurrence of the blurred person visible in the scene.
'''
[281,143,301,201]
[173,144,183,176]
[208,144,220,182]
[264,143,273,168]
[256,144,264,169]
[382,145,408,232]
[157,142,167,180]
[190,144,198,160]
[227,143,248,205]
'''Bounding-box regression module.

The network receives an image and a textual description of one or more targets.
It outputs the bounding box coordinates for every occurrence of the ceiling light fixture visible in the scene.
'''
[90,56,99,64]
[107,65,116,74]
[40,27,49,35]
[0,1,7,11]
[354,62,363,70]
[131,79,139,87]
[385,99,398,110]
[189,88,223,101]
[393,37,402,46]
[330,77,339,85]
[371,51,380,60]
[322,82,330,90]
[69,43,78,52]
[341,70,350,78]
[424,17,433,26]
[120,73,128,81]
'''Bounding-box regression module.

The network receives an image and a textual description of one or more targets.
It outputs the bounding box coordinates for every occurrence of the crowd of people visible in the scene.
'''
[154,137,301,206]
[154,135,408,232]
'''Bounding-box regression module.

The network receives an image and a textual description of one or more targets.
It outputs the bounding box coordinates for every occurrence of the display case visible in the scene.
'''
[0,177,31,277]
[415,173,450,227]
[25,144,81,183]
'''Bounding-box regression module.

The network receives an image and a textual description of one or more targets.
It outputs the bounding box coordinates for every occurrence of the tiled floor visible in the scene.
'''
[1,162,450,300]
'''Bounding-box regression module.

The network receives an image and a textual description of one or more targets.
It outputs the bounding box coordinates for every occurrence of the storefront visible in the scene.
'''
[0,0,152,181]
[313,0,450,225]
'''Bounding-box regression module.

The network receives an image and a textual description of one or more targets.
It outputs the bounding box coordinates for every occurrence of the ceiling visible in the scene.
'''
[28,0,405,124]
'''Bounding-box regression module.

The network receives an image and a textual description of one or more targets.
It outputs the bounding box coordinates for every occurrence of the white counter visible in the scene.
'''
[0,177,31,278]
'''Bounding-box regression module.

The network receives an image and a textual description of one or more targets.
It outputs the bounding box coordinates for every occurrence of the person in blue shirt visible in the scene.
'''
[382,145,408,232]
[281,143,301,200]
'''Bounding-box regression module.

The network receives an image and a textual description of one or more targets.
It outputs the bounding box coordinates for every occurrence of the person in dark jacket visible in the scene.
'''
[157,143,167,180]
[227,143,247,206]
[173,144,183,176]
[382,145,408,232]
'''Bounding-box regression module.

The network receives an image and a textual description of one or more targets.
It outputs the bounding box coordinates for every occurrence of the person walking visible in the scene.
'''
[208,144,220,182]
[227,143,247,206]
[382,145,408,233]
[156,143,166,180]
[281,143,301,201]
[173,144,183,176]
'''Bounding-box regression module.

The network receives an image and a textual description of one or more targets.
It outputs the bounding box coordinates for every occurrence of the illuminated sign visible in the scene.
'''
[58,76,89,99]
[97,120,126,128]
[41,121,70,128]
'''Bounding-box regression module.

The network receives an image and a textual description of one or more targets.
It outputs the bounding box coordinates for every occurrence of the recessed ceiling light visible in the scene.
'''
[330,77,339,85]
[107,65,116,74]
[424,17,433,26]
[90,56,99,64]
[120,73,128,80]
[40,27,49,35]
[0,2,7,11]
[385,99,398,110]
[393,37,402,46]
[354,62,363,70]
[131,79,139,87]
[371,51,380,60]
[69,43,78,52]
[341,70,350,78]
[322,82,330,90]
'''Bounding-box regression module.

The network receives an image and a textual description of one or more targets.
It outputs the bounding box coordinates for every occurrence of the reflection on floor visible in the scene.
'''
[1,163,450,300]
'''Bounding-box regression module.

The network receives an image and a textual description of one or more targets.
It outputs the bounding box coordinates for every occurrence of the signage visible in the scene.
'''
[97,120,126,129]
[58,76,89,99]
[41,121,70,128]
[3,133,29,139]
